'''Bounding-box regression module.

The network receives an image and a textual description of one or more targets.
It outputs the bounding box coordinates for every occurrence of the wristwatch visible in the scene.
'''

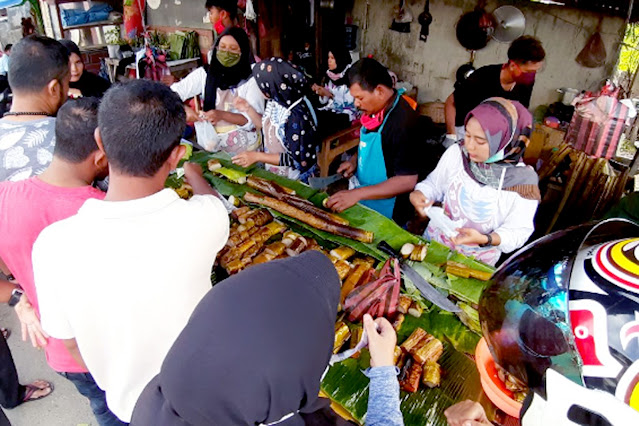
[479,233,493,248]
[8,288,23,307]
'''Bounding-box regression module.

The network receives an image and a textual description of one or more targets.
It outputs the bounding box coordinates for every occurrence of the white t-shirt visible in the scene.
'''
[33,189,229,422]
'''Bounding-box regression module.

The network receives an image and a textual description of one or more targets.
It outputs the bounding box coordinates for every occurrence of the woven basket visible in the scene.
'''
[419,102,445,124]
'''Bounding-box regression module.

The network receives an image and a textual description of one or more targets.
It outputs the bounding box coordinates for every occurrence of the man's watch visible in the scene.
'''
[479,233,493,248]
[8,288,23,307]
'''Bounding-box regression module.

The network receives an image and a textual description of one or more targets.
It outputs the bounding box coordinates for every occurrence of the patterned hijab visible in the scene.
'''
[253,58,318,173]
[461,97,540,201]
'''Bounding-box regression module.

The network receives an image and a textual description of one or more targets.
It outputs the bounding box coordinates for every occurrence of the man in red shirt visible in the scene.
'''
[0,97,125,425]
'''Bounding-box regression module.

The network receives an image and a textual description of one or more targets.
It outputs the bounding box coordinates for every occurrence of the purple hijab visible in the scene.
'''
[461,97,540,201]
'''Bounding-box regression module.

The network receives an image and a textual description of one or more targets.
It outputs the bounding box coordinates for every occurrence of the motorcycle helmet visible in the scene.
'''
[479,219,639,424]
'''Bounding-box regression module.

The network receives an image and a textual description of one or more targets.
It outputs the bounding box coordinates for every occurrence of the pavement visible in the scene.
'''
[0,304,95,426]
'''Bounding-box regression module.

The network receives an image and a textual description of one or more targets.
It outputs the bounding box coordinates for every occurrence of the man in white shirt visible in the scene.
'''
[33,80,230,423]
[0,44,12,76]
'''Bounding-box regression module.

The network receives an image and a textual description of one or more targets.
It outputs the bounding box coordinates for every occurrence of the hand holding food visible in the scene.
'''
[444,400,491,426]
[409,191,433,217]
[233,97,251,113]
[451,228,488,247]
[185,106,202,123]
[326,189,361,213]
[182,162,203,180]
[364,315,397,367]
[202,109,223,124]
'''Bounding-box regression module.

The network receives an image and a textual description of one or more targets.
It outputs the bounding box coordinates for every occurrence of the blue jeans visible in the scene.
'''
[58,372,128,426]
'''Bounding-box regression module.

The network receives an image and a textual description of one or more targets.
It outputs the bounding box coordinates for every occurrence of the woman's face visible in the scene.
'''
[69,52,84,83]
[218,35,241,55]
[464,117,491,163]
[327,52,336,71]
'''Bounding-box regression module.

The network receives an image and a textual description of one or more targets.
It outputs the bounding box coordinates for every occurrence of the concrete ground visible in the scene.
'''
[1,304,95,426]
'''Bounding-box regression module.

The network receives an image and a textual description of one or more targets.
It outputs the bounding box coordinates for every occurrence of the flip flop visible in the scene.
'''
[1,328,9,339]
[22,380,53,403]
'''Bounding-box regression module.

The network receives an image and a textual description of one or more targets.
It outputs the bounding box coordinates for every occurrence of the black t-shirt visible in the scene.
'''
[71,71,111,98]
[368,94,439,225]
[453,64,533,126]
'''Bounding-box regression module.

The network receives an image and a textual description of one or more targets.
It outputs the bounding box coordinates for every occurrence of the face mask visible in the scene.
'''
[214,19,226,35]
[216,50,241,67]
[514,71,536,85]
[360,109,385,131]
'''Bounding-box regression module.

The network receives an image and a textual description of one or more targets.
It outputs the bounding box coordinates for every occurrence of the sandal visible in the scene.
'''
[1,328,9,339]
[22,380,53,403]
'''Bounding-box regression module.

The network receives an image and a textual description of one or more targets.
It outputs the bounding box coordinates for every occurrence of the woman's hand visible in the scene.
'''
[202,110,224,125]
[444,400,491,426]
[363,314,397,368]
[232,151,262,168]
[233,97,251,113]
[409,191,433,217]
[451,228,488,246]
[185,106,202,123]
[312,84,333,99]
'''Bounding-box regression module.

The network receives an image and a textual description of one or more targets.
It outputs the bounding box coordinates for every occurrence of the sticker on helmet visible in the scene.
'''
[591,239,639,294]
[615,360,639,411]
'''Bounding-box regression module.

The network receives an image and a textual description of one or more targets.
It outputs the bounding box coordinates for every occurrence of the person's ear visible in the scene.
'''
[94,128,107,156]
[92,148,108,172]
[167,144,186,170]
[374,85,385,99]
[47,79,61,99]
[220,9,228,22]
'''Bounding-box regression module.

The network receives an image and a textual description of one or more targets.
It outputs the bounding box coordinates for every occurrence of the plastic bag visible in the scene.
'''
[425,206,464,238]
[194,121,219,152]
[576,32,606,68]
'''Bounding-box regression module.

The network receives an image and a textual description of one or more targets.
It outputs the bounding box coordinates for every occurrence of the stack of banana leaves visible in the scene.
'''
[166,152,500,425]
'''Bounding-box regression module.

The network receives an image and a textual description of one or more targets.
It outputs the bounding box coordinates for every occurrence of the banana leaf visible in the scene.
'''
[322,314,489,426]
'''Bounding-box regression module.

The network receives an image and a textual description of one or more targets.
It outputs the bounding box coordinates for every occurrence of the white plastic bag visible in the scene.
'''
[194,120,219,151]
[425,206,464,238]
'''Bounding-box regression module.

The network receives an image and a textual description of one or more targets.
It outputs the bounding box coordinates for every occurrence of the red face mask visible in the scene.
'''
[514,71,536,86]
[360,109,385,131]
[214,19,226,35]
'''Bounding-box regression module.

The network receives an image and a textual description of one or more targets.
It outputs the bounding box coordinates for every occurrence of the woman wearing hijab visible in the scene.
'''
[410,97,540,266]
[170,27,264,154]
[59,39,111,98]
[233,58,319,183]
[312,43,358,130]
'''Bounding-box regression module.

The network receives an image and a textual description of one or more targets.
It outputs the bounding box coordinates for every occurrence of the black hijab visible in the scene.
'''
[323,42,352,87]
[204,27,253,111]
[131,251,340,426]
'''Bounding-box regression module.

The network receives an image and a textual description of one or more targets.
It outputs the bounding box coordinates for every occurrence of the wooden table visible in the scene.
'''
[318,124,361,177]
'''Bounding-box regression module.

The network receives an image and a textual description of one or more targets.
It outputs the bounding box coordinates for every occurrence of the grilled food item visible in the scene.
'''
[393,346,403,365]
[246,175,296,197]
[231,206,251,221]
[265,241,286,257]
[392,313,405,331]
[282,231,300,247]
[352,257,375,268]
[333,260,352,280]
[207,159,222,171]
[340,264,368,304]
[174,182,193,199]
[401,328,428,354]
[244,192,374,243]
[239,209,273,227]
[400,243,415,259]
[422,361,441,388]
[253,221,287,244]
[214,167,247,184]
[282,195,350,226]
[221,239,256,267]
[400,360,423,393]
[330,246,356,261]
[446,261,492,281]
[397,295,413,314]
[410,244,428,262]
[412,336,443,365]
[349,326,363,359]
[408,301,424,318]
[333,322,351,354]
[225,258,245,274]
[286,236,308,257]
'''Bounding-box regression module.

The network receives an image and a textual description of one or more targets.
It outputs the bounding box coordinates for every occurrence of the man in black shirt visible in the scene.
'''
[327,58,434,226]
[444,36,545,144]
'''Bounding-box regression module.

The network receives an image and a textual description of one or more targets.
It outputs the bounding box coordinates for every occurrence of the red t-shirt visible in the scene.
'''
[0,177,105,373]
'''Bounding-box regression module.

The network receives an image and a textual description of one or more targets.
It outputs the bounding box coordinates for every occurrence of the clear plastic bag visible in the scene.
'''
[194,121,219,152]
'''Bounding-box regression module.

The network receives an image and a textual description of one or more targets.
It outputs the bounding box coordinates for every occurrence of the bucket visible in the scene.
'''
[557,88,579,105]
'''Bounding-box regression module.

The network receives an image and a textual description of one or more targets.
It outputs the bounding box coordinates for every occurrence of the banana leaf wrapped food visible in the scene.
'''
[343,258,401,322]
[397,295,412,314]
[340,264,369,304]
[422,361,441,388]
[174,182,193,199]
[399,358,423,393]
[213,167,247,184]
[333,322,350,354]
[401,328,428,354]
[412,336,443,365]
[330,246,356,261]
[446,261,492,281]
[333,260,352,281]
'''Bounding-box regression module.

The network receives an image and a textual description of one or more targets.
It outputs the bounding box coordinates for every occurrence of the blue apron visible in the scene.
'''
[356,92,402,219]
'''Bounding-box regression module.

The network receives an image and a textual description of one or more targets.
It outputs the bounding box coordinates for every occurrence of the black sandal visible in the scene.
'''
[1,328,9,339]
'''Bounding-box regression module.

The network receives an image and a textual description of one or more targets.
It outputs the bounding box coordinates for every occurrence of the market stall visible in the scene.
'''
[165,150,525,425]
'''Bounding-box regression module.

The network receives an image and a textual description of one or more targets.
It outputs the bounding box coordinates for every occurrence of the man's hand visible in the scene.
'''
[409,190,433,217]
[233,97,251,113]
[451,228,488,246]
[183,162,203,182]
[364,314,397,368]
[185,106,202,123]
[15,294,48,348]
[326,189,361,213]
[337,158,357,178]
[444,400,491,426]
[232,151,262,168]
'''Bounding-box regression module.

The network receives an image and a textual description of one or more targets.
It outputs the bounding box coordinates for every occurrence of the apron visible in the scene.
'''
[355,92,402,219]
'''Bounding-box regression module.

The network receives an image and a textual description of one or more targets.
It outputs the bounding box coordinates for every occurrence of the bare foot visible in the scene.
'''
[22,380,53,403]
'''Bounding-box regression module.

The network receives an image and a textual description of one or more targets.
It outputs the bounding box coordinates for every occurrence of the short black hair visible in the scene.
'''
[508,36,545,64]
[205,0,237,19]
[54,97,100,163]
[347,58,393,92]
[4,44,12,52]
[98,80,186,177]
[8,35,69,93]
[58,39,81,58]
